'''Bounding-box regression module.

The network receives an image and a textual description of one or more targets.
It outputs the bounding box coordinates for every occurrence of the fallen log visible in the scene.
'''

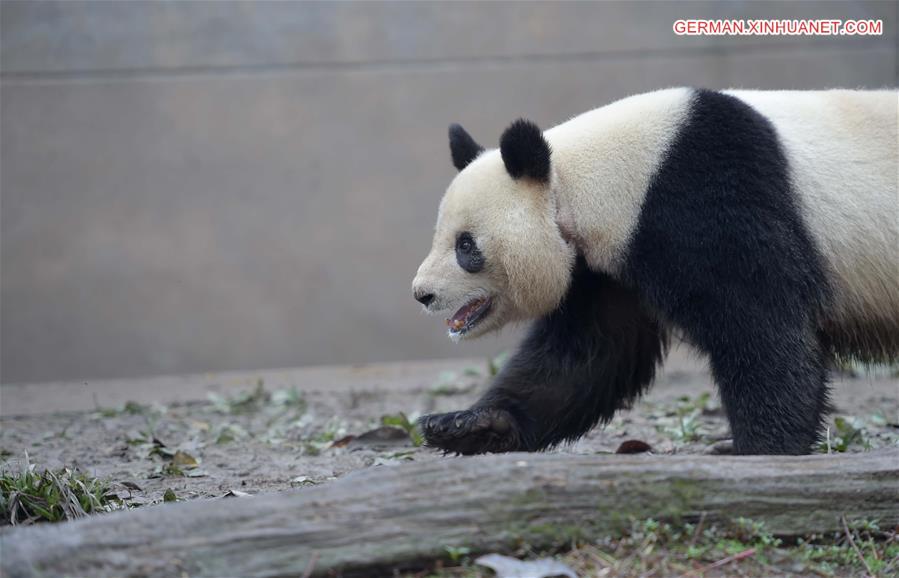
[2,450,897,577]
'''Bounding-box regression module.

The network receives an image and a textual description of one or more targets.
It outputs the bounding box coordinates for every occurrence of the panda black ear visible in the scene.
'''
[449,124,484,171]
[499,118,551,182]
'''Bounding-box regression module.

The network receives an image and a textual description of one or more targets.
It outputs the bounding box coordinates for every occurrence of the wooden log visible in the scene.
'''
[2,450,897,577]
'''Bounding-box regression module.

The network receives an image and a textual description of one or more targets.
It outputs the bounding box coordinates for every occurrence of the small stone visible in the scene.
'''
[708,439,735,454]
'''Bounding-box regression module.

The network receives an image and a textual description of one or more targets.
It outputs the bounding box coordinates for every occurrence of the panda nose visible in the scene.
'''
[414,291,435,307]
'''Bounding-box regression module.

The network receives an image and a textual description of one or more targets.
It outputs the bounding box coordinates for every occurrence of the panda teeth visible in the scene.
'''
[446,297,493,336]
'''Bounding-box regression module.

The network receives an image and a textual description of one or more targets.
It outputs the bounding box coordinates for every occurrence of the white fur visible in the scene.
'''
[726,89,899,331]
[546,87,694,272]
[413,153,575,337]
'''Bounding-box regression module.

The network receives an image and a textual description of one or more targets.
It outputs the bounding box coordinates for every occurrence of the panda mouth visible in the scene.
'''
[446,296,493,336]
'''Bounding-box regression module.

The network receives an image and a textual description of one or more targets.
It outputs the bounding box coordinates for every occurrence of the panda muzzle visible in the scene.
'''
[446,297,492,333]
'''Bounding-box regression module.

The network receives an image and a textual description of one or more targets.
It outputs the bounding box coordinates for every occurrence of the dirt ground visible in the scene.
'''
[2,347,897,508]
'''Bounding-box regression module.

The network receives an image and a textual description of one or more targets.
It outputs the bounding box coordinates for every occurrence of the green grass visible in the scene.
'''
[796,518,899,577]
[381,412,424,447]
[819,416,873,453]
[0,462,115,525]
[410,516,898,578]
[654,392,717,443]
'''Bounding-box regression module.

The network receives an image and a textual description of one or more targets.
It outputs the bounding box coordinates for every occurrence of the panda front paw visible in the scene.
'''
[419,407,524,455]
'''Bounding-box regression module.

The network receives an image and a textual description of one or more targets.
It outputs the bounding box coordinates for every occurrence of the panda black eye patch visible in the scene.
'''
[456,232,484,273]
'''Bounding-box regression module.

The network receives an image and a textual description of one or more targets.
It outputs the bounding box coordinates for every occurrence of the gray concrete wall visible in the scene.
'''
[2,1,896,383]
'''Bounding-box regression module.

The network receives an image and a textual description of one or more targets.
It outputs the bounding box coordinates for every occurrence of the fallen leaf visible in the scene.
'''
[329,435,355,448]
[475,553,577,578]
[615,440,653,454]
[172,451,198,468]
[348,426,410,449]
[223,489,251,498]
[163,488,177,502]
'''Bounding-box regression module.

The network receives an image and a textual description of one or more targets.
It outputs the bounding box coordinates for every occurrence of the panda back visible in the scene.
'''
[727,89,899,340]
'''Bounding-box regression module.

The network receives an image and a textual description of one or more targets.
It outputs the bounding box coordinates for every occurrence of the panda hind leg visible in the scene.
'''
[709,325,831,455]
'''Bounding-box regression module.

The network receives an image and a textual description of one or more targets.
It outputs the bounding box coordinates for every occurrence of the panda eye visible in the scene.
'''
[456,232,476,254]
[455,232,484,273]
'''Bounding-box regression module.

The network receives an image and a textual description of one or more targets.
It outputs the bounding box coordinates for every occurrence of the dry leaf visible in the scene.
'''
[222,489,251,498]
[348,426,410,449]
[329,435,355,448]
[615,440,653,454]
[171,451,198,468]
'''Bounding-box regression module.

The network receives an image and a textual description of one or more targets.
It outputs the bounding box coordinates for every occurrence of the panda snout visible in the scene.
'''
[414,290,436,307]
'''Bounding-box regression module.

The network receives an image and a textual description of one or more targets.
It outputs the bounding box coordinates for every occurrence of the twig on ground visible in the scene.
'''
[680,548,756,577]
[301,551,319,578]
[688,512,707,549]
[842,515,875,578]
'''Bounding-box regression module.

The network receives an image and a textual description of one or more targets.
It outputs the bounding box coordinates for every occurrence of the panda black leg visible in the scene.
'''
[420,258,667,455]
[708,326,830,455]
[617,89,836,454]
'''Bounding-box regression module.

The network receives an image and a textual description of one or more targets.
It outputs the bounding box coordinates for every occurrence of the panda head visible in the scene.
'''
[412,119,576,341]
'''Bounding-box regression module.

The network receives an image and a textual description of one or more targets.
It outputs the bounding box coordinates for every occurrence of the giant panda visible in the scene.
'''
[411,87,898,456]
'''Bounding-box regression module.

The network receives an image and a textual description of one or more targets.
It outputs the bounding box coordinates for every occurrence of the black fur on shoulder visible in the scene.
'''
[499,118,551,182]
[448,123,484,171]
[622,89,834,455]
[419,257,668,454]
